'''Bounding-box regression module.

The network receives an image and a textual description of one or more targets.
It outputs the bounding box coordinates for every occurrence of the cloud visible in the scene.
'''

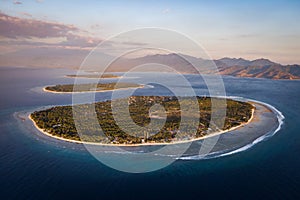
[0,12,79,39]
[13,0,22,5]
[162,8,170,14]
[236,34,258,38]
[60,33,102,47]
[121,41,148,46]
[0,12,103,49]
[19,12,32,17]
[90,24,101,30]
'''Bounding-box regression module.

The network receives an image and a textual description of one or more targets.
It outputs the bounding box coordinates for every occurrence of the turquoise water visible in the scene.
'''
[0,67,300,199]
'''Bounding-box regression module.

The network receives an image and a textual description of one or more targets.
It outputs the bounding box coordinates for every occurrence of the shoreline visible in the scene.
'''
[28,104,256,147]
[43,85,144,94]
[64,75,123,79]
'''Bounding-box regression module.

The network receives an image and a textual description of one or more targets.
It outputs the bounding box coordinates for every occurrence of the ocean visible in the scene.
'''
[0,66,300,199]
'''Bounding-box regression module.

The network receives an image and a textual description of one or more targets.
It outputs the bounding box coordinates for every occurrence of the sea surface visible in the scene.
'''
[0,66,300,199]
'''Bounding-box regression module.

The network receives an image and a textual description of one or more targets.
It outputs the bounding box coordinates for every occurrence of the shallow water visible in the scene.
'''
[1,67,300,199]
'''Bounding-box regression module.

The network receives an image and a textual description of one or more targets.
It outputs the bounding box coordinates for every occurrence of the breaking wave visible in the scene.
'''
[178,97,284,160]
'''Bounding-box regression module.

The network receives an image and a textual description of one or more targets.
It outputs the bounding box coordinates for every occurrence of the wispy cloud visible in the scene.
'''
[19,12,32,17]
[60,34,102,47]
[13,0,22,5]
[162,8,170,14]
[90,24,101,30]
[0,12,102,48]
[0,12,78,39]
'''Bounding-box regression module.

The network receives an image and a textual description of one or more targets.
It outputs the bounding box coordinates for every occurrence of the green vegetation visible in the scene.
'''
[45,82,141,92]
[66,74,120,79]
[30,96,254,144]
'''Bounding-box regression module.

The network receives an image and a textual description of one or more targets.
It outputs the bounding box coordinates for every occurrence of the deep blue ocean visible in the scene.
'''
[1,66,300,199]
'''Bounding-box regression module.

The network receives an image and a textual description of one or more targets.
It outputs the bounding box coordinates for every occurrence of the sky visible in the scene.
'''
[1,0,300,65]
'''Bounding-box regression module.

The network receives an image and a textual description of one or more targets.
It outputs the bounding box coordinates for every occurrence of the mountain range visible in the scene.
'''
[1,48,299,80]
[216,58,300,80]
[106,53,300,80]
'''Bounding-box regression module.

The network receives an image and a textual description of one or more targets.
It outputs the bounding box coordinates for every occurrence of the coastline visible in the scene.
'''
[64,75,123,79]
[43,85,144,94]
[28,104,256,147]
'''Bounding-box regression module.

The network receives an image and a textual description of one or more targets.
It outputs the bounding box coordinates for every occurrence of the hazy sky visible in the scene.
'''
[1,0,300,64]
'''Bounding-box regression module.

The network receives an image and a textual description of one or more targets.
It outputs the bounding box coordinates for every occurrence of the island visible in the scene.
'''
[66,74,120,79]
[44,82,142,93]
[29,96,254,145]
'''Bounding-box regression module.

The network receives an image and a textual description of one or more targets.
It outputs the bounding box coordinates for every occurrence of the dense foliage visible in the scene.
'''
[45,82,140,92]
[31,96,254,144]
[66,74,120,79]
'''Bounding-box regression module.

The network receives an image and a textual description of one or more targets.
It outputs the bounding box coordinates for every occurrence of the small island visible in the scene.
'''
[30,96,254,145]
[44,82,142,93]
[66,74,120,79]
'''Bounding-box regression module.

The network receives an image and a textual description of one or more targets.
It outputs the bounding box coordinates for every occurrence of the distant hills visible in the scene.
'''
[214,57,300,79]
[107,53,300,80]
[122,54,300,80]
[1,48,300,80]
[214,57,300,80]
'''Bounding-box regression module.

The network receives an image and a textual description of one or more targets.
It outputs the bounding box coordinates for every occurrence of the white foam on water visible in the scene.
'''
[178,97,285,160]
